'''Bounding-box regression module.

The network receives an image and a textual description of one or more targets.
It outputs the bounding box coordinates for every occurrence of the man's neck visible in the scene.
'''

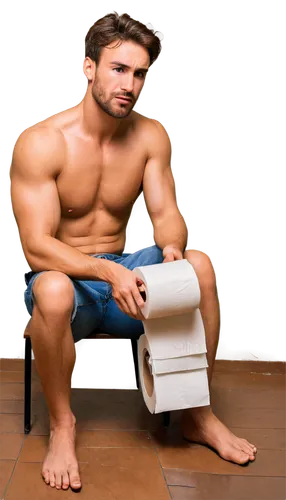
[78,90,124,145]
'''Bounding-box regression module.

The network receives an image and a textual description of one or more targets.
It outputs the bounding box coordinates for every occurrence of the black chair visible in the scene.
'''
[23,320,171,434]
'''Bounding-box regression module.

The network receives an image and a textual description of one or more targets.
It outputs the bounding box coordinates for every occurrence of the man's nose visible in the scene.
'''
[121,74,134,93]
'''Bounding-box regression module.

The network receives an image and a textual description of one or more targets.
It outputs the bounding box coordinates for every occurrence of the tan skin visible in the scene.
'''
[10,40,257,491]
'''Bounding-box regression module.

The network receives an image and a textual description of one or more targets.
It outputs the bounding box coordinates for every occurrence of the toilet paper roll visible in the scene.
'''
[135,259,201,319]
[134,259,210,414]
[138,334,210,413]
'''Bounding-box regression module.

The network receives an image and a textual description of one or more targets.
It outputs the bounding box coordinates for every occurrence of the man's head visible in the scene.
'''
[84,12,162,119]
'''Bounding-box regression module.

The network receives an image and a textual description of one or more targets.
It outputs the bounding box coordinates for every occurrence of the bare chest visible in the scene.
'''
[56,136,146,219]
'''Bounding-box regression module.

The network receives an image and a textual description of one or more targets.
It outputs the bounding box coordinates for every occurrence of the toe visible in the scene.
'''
[42,469,50,485]
[69,466,81,489]
[235,450,251,465]
[239,440,256,459]
[243,439,257,453]
[49,471,56,488]
[62,472,69,490]
[223,446,250,465]
[55,472,62,490]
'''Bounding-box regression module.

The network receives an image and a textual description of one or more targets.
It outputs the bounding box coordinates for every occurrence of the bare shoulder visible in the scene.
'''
[132,111,171,158]
[10,124,65,179]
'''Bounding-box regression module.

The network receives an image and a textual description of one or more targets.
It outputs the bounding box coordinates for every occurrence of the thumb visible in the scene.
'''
[163,253,175,263]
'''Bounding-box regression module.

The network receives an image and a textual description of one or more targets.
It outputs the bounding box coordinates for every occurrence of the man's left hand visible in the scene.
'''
[162,245,184,263]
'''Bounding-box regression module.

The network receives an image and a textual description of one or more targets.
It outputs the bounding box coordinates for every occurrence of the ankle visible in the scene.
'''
[50,413,76,431]
[183,405,212,424]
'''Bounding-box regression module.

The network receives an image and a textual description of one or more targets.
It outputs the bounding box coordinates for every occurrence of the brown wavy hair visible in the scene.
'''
[85,12,162,67]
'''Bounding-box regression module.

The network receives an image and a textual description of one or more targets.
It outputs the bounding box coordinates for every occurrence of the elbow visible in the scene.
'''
[153,211,188,246]
[18,239,33,270]
[25,249,43,273]
[25,236,49,272]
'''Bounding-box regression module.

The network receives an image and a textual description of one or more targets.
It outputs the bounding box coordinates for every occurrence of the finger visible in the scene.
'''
[114,297,131,317]
[136,308,145,321]
[133,286,146,309]
[116,293,137,318]
[121,286,145,319]
[138,286,146,305]
[163,254,174,263]
[135,304,146,321]
[116,296,143,321]
[125,292,139,317]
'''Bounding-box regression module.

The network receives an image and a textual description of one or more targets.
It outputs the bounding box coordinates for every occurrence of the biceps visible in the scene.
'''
[143,158,178,221]
[11,175,61,254]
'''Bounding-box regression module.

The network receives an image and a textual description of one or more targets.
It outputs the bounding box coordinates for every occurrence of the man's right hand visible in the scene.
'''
[109,263,146,320]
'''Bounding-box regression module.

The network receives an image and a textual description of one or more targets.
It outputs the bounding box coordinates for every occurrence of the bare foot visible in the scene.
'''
[42,416,81,490]
[182,407,257,465]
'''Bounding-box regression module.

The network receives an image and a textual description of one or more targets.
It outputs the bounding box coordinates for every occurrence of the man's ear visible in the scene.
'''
[83,57,96,82]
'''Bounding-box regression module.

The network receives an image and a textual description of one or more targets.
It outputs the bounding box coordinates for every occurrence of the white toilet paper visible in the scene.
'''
[134,259,210,414]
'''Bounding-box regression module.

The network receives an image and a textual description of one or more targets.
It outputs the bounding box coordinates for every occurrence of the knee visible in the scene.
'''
[184,250,217,292]
[32,271,75,315]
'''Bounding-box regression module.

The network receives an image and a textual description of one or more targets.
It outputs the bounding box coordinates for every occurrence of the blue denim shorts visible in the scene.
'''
[24,244,163,343]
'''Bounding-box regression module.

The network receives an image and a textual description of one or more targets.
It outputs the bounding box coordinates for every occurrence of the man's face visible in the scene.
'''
[89,40,150,118]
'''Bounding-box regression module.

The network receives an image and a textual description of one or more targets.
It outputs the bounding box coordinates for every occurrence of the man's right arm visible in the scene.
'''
[9,127,117,282]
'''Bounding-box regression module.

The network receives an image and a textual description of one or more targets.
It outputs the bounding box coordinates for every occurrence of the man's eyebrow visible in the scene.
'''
[110,61,149,73]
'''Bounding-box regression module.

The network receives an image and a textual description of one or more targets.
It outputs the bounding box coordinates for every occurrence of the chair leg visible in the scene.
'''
[24,337,32,434]
[131,338,140,389]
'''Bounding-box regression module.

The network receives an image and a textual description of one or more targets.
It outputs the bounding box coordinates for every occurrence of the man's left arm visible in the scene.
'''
[142,119,188,262]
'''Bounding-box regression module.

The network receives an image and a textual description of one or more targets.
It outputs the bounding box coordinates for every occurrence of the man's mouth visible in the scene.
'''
[115,96,132,103]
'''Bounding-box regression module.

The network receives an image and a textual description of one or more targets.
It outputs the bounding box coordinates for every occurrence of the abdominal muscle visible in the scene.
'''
[55,202,133,256]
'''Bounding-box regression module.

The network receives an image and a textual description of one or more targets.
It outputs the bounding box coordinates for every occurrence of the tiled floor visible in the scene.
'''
[0,358,285,499]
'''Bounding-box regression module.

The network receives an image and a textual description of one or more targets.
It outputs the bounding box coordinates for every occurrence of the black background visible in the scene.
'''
[0,6,286,352]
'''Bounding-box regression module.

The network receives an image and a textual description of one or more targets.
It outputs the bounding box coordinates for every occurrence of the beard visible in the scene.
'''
[91,75,135,119]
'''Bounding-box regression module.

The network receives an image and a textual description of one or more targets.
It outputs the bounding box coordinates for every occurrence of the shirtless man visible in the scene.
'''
[10,12,257,492]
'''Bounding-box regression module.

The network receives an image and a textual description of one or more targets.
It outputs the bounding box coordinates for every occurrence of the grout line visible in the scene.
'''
[149,429,173,500]
[1,432,28,500]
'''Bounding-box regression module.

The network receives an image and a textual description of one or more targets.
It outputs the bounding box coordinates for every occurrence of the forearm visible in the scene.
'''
[26,235,118,282]
[153,212,188,253]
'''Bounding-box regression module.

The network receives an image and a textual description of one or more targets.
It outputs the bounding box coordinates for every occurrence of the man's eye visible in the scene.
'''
[114,67,123,73]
